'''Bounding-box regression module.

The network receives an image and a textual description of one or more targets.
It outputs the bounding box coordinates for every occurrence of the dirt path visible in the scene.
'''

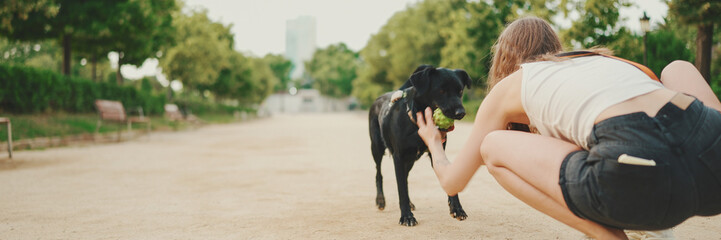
[1,112,719,239]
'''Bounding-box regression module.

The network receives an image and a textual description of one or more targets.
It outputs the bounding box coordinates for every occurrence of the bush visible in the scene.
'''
[0,64,165,115]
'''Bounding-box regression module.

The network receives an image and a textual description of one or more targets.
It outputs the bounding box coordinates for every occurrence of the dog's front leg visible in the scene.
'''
[428,149,468,221]
[393,153,417,226]
[448,195,467,221]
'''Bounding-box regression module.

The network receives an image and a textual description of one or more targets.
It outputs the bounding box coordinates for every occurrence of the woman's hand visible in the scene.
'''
[416,107,447,148]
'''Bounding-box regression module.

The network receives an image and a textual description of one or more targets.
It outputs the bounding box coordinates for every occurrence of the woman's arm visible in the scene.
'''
[416,70,527,196]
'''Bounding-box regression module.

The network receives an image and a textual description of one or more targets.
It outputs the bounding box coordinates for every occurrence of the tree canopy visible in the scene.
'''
[347,0,718,107]
[668,0,721,82]
[1,0,718,110]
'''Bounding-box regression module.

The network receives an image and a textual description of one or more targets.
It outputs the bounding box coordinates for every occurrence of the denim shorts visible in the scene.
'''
[559,96,721,230]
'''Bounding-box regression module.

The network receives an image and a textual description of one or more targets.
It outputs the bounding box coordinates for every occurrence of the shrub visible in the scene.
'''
[0,64,165,115]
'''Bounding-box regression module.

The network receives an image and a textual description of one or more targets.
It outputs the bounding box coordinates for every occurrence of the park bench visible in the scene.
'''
[0,117,12,158]
[95,100,151,141]
[165,103,202,126]
[164,104,185,122]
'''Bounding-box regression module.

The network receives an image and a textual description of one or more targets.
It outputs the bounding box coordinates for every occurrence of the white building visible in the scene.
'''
[285,16,317,81]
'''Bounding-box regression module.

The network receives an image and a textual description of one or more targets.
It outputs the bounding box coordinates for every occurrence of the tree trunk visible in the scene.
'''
[91,54,98,82]
[166,85,173,101]
[695,23,713,83]
[62,34,71,76]
[116,54,124,85]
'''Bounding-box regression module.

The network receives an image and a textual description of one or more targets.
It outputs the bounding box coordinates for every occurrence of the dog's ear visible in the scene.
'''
[399,65,434,90]
[455,69,472,89]
[410,67,435,95]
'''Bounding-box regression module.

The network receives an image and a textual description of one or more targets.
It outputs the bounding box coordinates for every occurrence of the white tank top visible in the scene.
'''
[520,56,664,149]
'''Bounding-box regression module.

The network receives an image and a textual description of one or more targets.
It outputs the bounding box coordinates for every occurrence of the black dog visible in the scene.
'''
[368,65,471,226]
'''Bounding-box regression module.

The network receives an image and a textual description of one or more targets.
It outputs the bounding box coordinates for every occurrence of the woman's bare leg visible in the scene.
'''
[481,130,627,239]
[661,60,721,112]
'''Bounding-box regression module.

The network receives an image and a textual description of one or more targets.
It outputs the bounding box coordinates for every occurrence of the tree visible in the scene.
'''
[108,0,176,84]
[244,57,278,104]
[492,0,558,22]
[353,0,554,106]
[264,54,293,92]
[212,52,249,100]
[215,55,277,105]
[559,0,631,48]
[0,0,118,76]
[0,0,59,39]
[668,0,721,83]
[0,38,59,67]
[306,43,360,98]
[646,29,694,76]
[0,0,175,81]
[159,9,232,94]
[354,0,467,106]
[440,1,507,92]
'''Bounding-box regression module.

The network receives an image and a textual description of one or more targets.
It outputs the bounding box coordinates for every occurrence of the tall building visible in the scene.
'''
[285,16,317,81]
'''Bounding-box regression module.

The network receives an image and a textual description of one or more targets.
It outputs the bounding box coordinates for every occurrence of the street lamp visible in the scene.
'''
[640,12,650,66]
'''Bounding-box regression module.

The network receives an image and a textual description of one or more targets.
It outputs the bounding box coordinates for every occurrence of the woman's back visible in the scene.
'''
[520,56,664,149]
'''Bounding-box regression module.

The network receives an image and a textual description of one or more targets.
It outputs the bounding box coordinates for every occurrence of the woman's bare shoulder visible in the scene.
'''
[485,70,527,124]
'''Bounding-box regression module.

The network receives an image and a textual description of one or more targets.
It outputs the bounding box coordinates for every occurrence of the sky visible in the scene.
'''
[121,0,669,81]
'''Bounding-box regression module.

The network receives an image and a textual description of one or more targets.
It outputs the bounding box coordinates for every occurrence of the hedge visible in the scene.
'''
[0,64,165,115]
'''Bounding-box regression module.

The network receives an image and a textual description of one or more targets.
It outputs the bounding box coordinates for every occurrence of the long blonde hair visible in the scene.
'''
[488,16,563,89]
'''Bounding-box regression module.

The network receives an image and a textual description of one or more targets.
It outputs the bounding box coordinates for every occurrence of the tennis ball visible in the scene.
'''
[433,108,454,130]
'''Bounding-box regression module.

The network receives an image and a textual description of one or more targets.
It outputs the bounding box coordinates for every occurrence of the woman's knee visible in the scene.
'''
[661,60,696,82]
[480,130,506,167]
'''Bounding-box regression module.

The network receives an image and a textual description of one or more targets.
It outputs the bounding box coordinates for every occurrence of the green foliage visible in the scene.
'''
[559,0,631,48]
[0,0,177,78]
[0,64,165,115]
[605,29,642,63]
[601,27,690,79]
[602,27,692,77]
[210,52,277,105]
[493,0,558,22]
[243,56,279,104]
[171,92,253,116]
[647,30,694,76]
[668,0,721,26]
[353,0,563,107]
[160,9,231,90]
[353,0,466,107]
[113,0,177,66]
[441,1,509,94]
[75,0,176,83]
[0,0,59,34]
[0,111,247,142]
[306,43,360,98]
[0,38,58,65]
[668,0,720,82]
[264,53,293,92]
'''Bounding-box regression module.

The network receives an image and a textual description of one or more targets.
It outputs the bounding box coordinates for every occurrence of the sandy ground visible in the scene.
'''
[1,112,720,240]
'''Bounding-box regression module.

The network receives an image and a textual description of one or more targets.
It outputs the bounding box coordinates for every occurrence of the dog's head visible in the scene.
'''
[408,65,471,120]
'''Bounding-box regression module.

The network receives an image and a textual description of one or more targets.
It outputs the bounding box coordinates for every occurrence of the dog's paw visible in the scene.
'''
[399,215,418,226]
[450,208,467,221]
[376,196,386,210]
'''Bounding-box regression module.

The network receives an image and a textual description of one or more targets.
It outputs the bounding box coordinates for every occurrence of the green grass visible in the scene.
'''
[0,112,249,142]
[0,114,105,141]
[196,113,242,123]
